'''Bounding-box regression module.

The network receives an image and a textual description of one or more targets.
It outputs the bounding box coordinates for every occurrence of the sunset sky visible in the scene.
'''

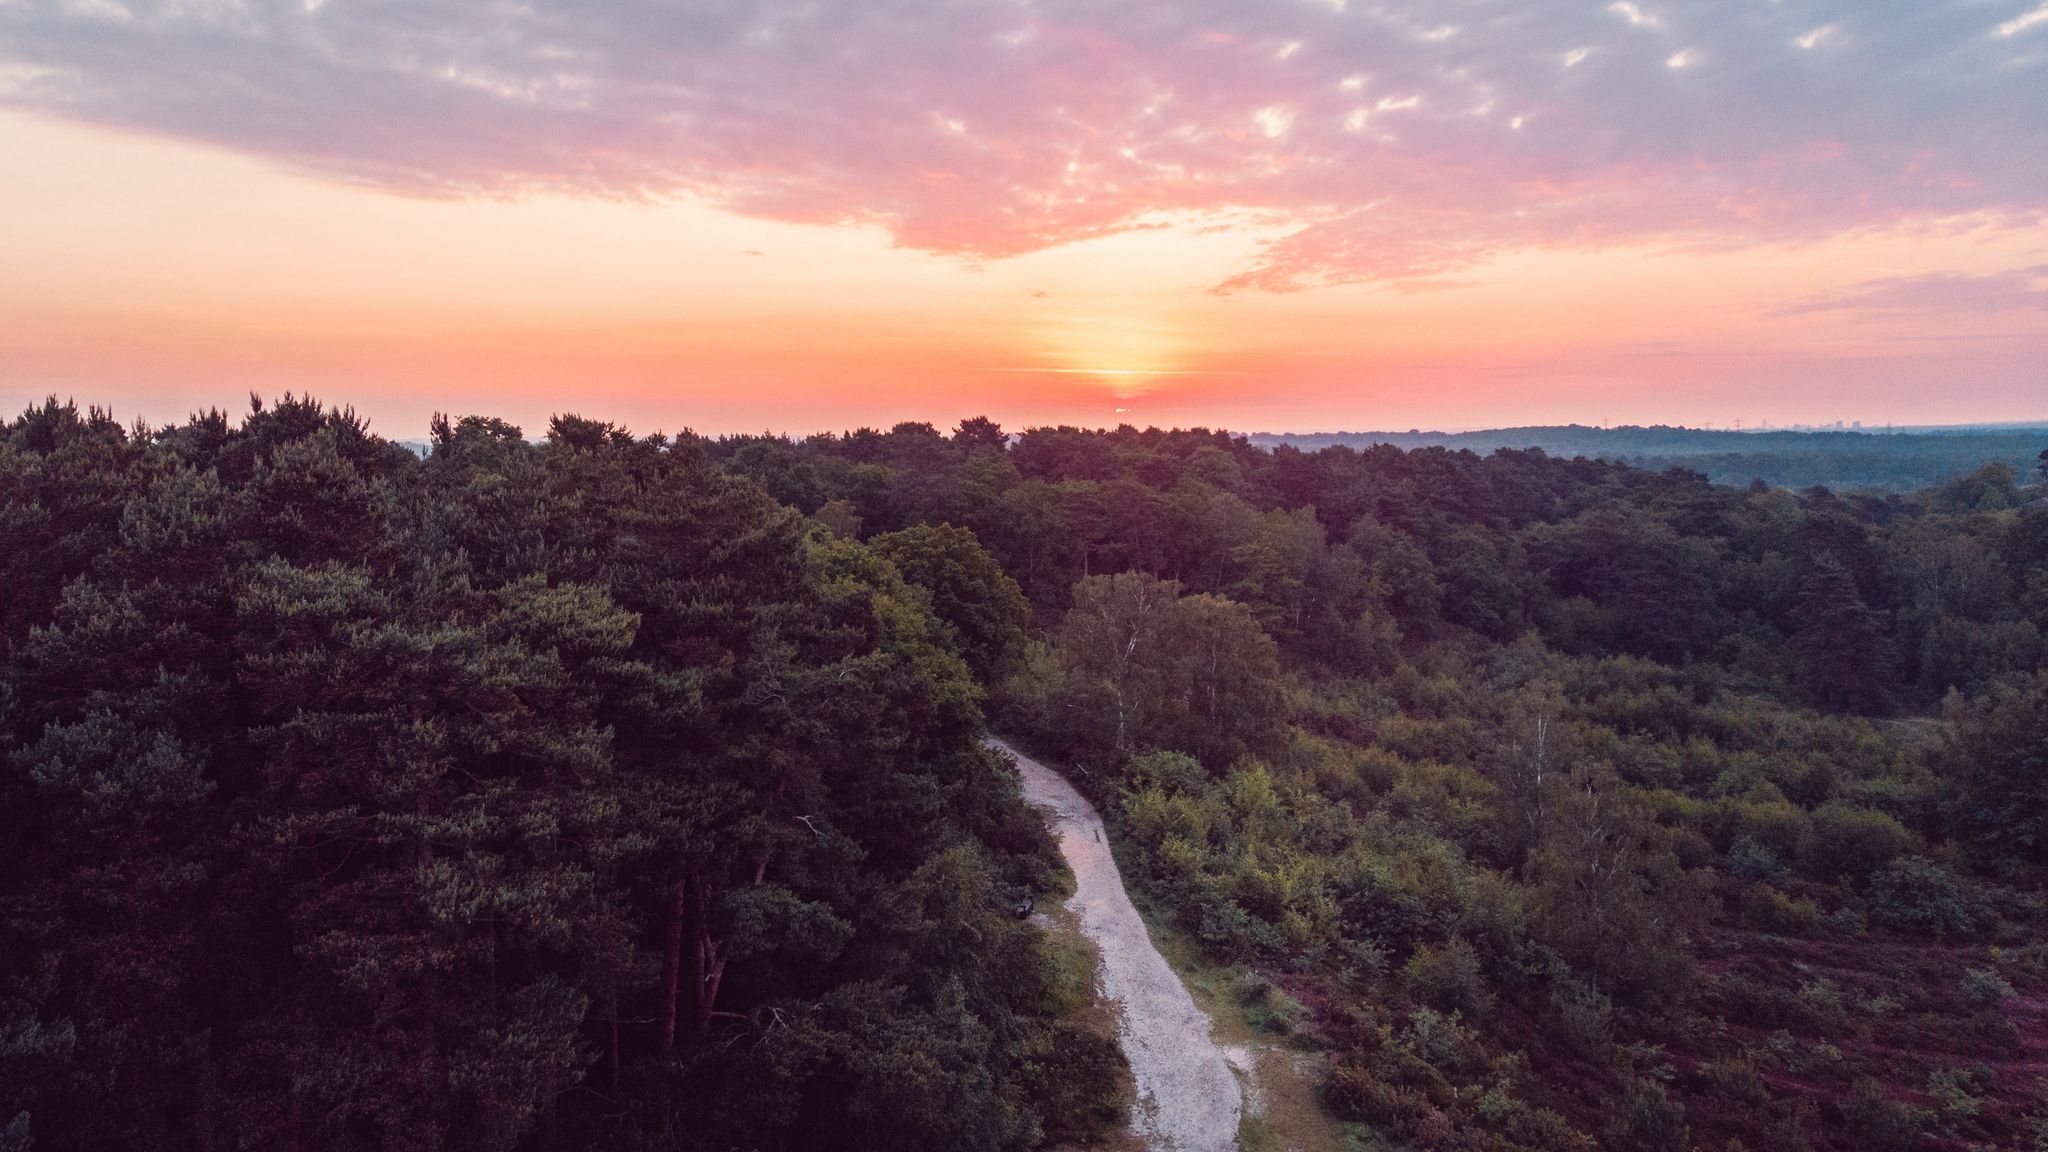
[2,0,2045,437]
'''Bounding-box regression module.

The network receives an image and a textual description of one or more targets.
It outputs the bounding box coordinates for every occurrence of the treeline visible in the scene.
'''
[700,418,2048,1150]
[1250,424,2048,492]
[0,399,1120,1152]
[709,420,2048,713]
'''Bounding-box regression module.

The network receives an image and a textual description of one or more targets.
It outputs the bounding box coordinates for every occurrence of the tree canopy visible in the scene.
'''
[6,399,2047,1152]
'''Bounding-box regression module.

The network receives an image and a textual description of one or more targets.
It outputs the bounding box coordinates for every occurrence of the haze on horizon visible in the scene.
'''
[2,0,2045,438]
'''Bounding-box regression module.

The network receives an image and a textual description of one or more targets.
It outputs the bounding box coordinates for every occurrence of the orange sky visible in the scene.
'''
[1,103,2044,438]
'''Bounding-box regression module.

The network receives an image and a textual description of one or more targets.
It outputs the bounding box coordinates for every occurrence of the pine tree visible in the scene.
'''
[1793,551,1892,713]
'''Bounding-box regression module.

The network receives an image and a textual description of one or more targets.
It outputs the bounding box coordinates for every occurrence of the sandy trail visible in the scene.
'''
[990,738,1241,1152]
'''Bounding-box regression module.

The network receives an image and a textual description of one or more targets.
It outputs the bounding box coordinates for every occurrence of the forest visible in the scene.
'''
[5,397,2048,1151]
[1253,425,2048,492]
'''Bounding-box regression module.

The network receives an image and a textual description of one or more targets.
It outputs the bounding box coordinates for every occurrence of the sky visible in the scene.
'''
[1,0,2046,438]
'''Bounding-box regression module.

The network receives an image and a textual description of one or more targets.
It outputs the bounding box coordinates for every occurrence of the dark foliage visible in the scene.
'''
[7,400,2047,1151]
[0,399,1096,1152]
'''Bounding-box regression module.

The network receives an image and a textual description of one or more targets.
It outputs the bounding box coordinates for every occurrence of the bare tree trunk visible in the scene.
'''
[537,1066,560,1152]
[1112,682,1129,753]
[687,876,728,1032]
[660,883,685,1052]
[194,1030,217,1152]
[695,937,728,1032]
[487,919,500,1005]
[607,987,621,1091]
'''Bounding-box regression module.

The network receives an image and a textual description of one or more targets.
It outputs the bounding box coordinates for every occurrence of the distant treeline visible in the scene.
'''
[1251,424,2048,491]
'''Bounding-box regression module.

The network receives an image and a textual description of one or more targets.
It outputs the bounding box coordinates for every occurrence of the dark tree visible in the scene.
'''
[1793,552,1893,713]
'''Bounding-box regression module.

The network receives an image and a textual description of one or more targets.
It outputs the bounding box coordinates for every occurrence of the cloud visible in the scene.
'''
[1794,25,1837,50]
[1608,2,1664,30]
[2,0,2045,291]
[1997,3,2048,38]
[1390,278,1479,295]
[1774,266,2048,316]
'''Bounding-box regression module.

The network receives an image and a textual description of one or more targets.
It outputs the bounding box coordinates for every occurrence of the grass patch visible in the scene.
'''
[1034,896,1142,1150]
[1106,847,1355,1152]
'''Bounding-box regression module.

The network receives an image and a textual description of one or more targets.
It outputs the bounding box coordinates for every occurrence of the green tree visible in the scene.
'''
[1525,766,1700,998]
[1032,573,1283,766]
[1943,671,2048,866]
[1793,552,1892,713]
[871,523,1034,681]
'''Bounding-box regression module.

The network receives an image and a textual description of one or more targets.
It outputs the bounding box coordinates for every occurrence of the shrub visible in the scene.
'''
[1340,935,1391,983]
[1825,905,1867,936]
[1235,969,1309,1036]
[1549,978,1614,1054]
[1760,1029,1804,1070]
[1501,1105,1596,1152]
[1405,1006,1471,1069]
[1808,803,1912,880]
[1022,1019,1130,1145]
[1195,895,1260,957]
[1323,1064,1433,1135]
[1728,789,1809,862]
[1796,977,1848,1031]
[1403,938,1492,1017]
[1605,1077,1690,1152]
[1926,1065,1987,1123]
[1869,856,1972,936]
[1840,1078,1925,1152]
[1961,966,2018,1005]
[1699,1054,1770,1107]
[1727,836,1788,883]
[1741,883,1821,935]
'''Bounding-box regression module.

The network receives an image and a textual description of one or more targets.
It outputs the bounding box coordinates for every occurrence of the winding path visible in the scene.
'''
[989,738,1242,1152]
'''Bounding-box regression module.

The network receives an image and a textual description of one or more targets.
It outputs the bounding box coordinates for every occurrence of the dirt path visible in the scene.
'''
[991,738,1242,1152]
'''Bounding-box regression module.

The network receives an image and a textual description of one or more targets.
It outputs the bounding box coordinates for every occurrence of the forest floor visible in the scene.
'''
[994,737,1245,1152]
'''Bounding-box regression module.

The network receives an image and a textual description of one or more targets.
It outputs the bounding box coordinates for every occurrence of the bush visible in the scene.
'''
[1727,836,1789,883]
[1403,938,1492,1017]
[1926,1064,1988,1124]
[1741,883,1821,935]
[1961,966,2018,1005]
[1840,1077,1925,1152]
[1796,977,1847,1031]
[1398,1006,1482,1075]
[1549,978,1614,1054]
[1605,1077,1690,1152]
[1808,803,1912,881]
[1022,1019,1130,1145]
[1501,1104,1596,1152]
[1323,1063,1433,1134]
[1235,969,1309,1036]
[1699,1054,1770,1107]
[1869,856,1972,936]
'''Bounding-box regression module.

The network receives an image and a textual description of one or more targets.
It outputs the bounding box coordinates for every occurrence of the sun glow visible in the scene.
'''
[0,110,2043,434]
[1032,312,1196,397]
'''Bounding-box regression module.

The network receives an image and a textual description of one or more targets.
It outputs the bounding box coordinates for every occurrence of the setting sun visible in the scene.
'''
[2,0,2043,434]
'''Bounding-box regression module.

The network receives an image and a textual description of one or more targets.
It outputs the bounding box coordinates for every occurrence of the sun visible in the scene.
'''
[1033,312,1190,397]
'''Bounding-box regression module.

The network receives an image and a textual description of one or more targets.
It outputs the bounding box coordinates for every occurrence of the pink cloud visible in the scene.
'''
[1774,266,2048,316]
[1,0,2044,290]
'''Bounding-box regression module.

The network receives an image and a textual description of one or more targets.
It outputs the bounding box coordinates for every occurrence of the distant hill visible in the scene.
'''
[1249,423,2048,491]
